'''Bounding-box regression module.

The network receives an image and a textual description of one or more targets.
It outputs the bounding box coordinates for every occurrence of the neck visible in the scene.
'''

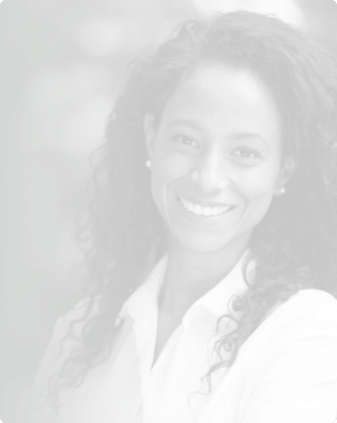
[160,235,249,315]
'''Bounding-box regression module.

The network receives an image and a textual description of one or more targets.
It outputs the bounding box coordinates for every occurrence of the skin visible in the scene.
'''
[144,64,294,364]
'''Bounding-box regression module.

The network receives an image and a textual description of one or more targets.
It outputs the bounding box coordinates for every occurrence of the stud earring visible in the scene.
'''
[145,160,151,169]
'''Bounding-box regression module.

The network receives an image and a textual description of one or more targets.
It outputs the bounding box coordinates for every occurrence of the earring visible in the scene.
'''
[145,160,151,169]
[277,187,286,196]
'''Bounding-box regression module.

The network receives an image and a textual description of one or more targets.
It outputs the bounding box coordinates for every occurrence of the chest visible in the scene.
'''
[152,307,183,367]
[139,307,239,423]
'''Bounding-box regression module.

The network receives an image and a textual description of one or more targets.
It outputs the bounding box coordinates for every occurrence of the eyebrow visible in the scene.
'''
[169,118,202,131]
[169,118,269,146]
[228,132,269,147]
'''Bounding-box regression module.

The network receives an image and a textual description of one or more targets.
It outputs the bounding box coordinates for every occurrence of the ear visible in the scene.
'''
[275,156,297,196]
[143,113,156,160]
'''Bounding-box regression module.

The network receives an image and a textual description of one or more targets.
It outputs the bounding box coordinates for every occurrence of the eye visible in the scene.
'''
[232,147,261,163]
[171,134,199,149]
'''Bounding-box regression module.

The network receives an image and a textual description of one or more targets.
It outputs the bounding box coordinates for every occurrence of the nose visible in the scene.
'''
[190,150,229,193]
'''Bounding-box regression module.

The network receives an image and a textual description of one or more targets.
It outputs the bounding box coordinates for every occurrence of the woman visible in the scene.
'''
[31,10,337,423]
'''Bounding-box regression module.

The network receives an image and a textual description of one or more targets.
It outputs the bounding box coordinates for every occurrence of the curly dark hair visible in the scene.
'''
[51,10,337,405]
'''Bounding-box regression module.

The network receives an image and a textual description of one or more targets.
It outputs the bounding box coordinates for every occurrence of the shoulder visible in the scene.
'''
[42,298,99,361]
[231,290,337,421]
[269,289,337,325]
[39,298,94,364]
[51,296,126,341]
[55,297,99,336]
[37,297,101,373]
[21,299,97,422]
[238,289,337,362]
[28,299,98,407]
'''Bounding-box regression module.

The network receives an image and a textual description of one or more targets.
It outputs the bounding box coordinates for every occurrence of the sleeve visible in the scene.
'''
[239,295,337,423]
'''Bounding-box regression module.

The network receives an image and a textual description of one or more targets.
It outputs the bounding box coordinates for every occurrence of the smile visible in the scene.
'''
[178,196,234,217]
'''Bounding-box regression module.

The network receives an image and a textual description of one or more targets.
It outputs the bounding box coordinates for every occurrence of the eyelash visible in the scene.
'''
[233,147,261,160]
[171,136,262,162]
[171,134,199,148]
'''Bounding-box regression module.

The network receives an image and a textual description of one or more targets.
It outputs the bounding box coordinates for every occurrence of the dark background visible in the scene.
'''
[1,0,337,421]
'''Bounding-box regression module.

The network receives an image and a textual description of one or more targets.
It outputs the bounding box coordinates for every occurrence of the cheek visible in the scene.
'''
[242,172,279,217]
[150,155,182,213]
[152,149,190,190]
[150,168,164,214]
[151,153,196,231]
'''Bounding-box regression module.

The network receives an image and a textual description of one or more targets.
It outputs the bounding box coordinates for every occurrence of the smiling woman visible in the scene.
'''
[30,11,337,423]
[144,65,289,256]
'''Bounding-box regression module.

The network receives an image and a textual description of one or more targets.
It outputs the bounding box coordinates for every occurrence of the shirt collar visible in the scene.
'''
[125,252,250,326]
[122,255,167,322]
[181,252,249,327]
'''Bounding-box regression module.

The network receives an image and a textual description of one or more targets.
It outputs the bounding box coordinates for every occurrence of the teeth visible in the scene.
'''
[211,207,219,216]
[179,197,232,216]
[193,204,202,215]
[204,207,212,217]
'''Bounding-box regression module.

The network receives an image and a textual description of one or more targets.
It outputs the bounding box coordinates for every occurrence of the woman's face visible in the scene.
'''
[145,64,292,254]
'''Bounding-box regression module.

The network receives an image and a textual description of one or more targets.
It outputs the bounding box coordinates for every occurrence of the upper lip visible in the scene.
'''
[176,194,234,208]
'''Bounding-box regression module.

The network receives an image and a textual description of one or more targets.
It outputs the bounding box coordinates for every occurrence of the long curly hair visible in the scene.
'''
[51,10,337,405]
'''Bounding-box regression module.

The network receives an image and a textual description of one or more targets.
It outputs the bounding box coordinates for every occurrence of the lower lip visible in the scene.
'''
[175,196,234,223]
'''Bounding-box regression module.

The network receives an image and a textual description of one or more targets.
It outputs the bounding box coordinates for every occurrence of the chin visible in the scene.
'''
[173,232,233,254]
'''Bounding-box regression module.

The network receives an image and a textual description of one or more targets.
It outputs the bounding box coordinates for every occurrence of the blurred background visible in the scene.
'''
[0,0,337,420]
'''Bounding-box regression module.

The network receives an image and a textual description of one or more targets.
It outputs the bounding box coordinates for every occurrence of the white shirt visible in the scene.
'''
[122,255,248,422]
[31,256,337,423]
[122,255,337,422]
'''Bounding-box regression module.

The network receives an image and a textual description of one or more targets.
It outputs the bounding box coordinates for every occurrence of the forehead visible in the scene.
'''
[159,64,281,140]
